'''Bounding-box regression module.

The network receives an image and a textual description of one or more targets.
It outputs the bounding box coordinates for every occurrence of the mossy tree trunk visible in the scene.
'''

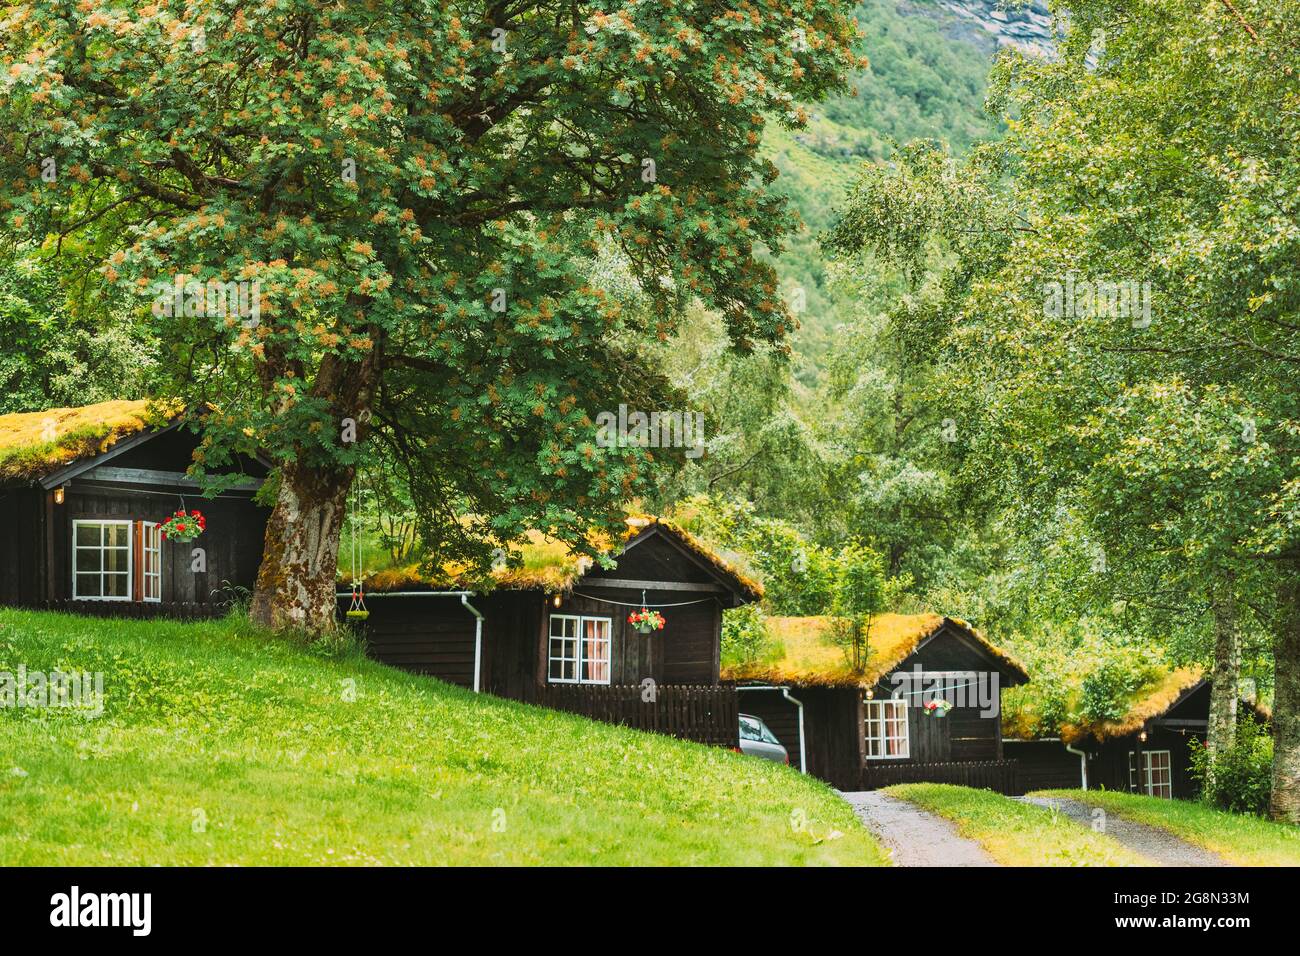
[249,461,353,633]
[248,347,378,634]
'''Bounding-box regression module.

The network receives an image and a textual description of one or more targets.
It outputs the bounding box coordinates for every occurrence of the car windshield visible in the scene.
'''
[738,715,763,742]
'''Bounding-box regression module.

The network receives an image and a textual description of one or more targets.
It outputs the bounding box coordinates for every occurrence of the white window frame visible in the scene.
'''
[1128,749,1173,798]
[865,698,910,760]
[71,519,134,602]
[142,521,162,603]
[547,614,612,685]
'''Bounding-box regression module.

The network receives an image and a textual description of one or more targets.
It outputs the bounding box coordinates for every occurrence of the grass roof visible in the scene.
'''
[353,517,763,600]
[1002,666,1208,743]
[721,613,1027,688]
[0,399,178,483]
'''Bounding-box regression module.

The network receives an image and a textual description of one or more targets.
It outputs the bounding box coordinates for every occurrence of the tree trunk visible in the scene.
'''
[249,460,353,632]
[1207,578,1240,761]
[1271,571,1300,822]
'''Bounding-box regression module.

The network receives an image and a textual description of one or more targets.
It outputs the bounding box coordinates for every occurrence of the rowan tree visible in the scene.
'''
[0,0,861,630]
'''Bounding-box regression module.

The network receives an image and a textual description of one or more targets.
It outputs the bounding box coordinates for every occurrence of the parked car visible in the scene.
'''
[738,713,788,764]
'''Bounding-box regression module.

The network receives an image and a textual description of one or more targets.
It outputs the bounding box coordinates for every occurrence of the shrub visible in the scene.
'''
[1189,715,1273,815]
[1078,654,1162,724]
[721,604,775,668]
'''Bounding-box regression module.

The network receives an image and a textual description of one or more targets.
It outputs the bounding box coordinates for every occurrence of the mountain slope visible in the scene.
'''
[765,0,1047,376]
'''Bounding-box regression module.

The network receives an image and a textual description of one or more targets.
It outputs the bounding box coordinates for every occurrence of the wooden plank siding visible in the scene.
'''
[1003,740,1085,794]
[535,683,738,748]
[861,759,1020,794]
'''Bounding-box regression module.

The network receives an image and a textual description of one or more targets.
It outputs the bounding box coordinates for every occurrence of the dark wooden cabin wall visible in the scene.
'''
[1004,740,1084,794]
[582,532,719,586]
[55,484,267,604]
[804,687,865,789]
[340,591,544,696]
[109,428,268,480]
[0,487,45,604]
[481,592,545,702]
[546,587,722,687]
[1089,727,1199,799]
[341,586,726,697]
[354,594,479,687]
[742,687,862,788]
[872,628,1010,765]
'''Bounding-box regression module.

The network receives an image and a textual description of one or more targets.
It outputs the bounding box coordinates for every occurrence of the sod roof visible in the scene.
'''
[1001,666,1232,743]
[0,399,179,484]
[720,613,1028,688]
[358,517,764,600]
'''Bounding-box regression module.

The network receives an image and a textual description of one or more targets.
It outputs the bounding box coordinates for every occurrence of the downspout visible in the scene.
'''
[1065,741,1089,790]
[783,687,807,775]
[335,589,485,693]
[460,594,485,694]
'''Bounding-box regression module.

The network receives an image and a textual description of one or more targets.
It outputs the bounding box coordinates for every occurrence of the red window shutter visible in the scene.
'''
[133,521,143,603]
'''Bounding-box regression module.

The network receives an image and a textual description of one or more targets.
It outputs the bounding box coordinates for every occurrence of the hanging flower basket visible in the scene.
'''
[628,607,665,634]
[922,698,953,718]
[160,508,206,543]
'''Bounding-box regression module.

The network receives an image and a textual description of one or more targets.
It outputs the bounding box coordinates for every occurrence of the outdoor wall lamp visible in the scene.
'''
[53,486,66,505]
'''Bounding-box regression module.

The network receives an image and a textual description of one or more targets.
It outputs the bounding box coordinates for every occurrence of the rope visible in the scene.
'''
[569,590,717,608]
[874,679,987,700]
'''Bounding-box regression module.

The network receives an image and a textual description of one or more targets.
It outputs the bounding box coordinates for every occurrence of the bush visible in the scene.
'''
[1078,654,1162,724]
[1189,716,1273,815]
[721,604,774,668]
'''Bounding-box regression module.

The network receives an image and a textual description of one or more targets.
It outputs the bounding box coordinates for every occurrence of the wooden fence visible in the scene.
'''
[535,683,739,749]
[22,599,229,621]
[860,759,1020,795]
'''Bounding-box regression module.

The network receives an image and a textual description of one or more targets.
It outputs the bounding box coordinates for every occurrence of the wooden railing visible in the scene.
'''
[860,759,1020,795]
[535,682,739,749]
[20,599,229,621]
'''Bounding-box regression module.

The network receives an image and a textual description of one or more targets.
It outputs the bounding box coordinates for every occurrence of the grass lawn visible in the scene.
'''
[0,609,886,866]
[1033,789,1300,867]
[887,783,1151,866]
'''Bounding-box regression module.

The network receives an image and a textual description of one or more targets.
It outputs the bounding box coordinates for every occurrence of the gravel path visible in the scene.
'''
[1021,796,1231,867]
[840,790,998,867]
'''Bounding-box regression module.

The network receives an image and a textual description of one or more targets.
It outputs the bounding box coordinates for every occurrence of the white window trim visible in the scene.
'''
[71,519,134,602]
[1128,749,1173,798]
[865,698,910,760]
[142,521,162,603]
[547,613,612,685]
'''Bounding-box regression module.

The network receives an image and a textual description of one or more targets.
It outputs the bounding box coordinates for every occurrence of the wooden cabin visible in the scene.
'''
[723,614,1029,791]
[0,400,270,613]
[341,519,762,748]
[1004,675,1270,799]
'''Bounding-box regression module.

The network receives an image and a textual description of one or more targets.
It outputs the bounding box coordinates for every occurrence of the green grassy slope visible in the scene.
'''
[0,609,885,866]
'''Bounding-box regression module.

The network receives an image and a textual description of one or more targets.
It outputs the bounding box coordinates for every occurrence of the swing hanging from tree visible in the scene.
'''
[345,481,369,621]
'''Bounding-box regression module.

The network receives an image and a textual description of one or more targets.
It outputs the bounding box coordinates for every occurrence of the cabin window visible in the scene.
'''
[72,520,133,601]
[141,522,162,603]
[548,615,611,684]
[864,699,909,759]
[1128,750,1172,798]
